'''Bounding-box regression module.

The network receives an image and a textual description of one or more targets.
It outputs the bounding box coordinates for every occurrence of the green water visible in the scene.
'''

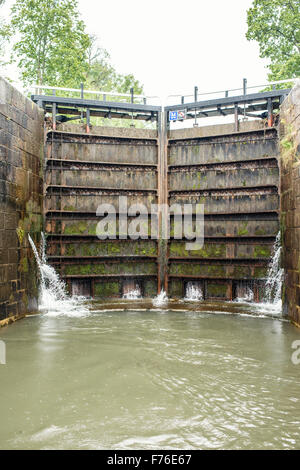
[0,300,300,450]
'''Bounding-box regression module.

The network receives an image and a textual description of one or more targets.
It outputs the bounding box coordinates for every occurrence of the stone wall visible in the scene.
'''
[0,77,44,326]
[280,81,300,326]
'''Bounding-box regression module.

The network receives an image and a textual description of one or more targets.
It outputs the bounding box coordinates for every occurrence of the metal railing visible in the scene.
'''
[28,77,299,109]
[166,78,299,106]
[27,84,161,106]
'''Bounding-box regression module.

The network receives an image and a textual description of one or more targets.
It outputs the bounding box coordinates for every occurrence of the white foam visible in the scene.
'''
[29,234,90,317]
[251,299,283,317]
[184,282,203,301]
[235,287,254,303]
[233,232,283,316]
[123,289,142,300]
[265,232,284,305]
[152,290,168,307]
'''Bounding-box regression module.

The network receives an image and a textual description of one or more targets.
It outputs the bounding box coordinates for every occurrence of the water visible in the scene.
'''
[2,233,296,449]
[265,232,284,305]
[233,232,283,315]
[235,287,254,303]
[123,290,142,300]
[247,232,284,316]
[0,303,299,450]
[29,231,284,316]
[185,282,203,301]
[123,284,142,300]
[153,290,168,307]
[28,235,89,316]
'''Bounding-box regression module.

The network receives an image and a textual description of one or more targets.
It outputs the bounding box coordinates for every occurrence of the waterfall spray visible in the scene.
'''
[184,282,203,301]
[123,289,142,300]
[265,232,284,305]
[28,233,89,315]
[39,232,47,266]
[28,234,67,304]
[235,286,254,303]
[153,290,168,307]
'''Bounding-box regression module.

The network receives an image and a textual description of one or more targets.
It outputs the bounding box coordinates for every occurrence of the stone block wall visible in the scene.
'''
[0,77,44,325]
[280,81,300,326]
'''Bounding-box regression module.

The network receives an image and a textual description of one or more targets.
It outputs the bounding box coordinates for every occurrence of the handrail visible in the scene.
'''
[28,78,298,108]
[28,84,160,103]
[166,78,299,105]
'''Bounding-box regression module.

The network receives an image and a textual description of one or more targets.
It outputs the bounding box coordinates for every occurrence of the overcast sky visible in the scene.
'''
[2,0,270,100]
[77,0,269,101]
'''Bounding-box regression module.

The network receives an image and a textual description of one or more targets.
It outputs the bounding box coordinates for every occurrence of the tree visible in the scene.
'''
[0,0,8,58]
[84,35,118,91]
[246,0,300,81]
[4,1,145,125]
[84,35,143,95]
[9,0,91,86]
[82,36,144,128]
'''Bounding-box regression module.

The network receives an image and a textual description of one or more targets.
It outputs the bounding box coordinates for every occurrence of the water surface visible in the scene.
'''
[0,300,299,450]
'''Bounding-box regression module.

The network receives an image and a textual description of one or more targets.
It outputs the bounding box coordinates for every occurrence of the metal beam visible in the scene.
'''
[31,94,161,113]
[44,106,156,121]
[178,101,280,120]
[165,88,290,112]
[267,98,274,127]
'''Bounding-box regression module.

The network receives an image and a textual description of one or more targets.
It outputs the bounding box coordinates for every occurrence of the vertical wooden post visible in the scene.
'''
[267,98,274,127]
[52,102,56,131]
[234,104,239,132]
[86,108,90,133]
[157,110,169,294]
[227,281,233,301]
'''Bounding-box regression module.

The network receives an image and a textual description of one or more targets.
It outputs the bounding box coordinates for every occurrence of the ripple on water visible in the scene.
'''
[1,301,300,450]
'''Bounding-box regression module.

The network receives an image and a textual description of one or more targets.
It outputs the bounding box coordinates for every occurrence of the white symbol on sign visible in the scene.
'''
[169,111,178,121]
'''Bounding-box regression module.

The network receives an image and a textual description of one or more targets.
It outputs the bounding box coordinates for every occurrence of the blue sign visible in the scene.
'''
[169,111,178,122]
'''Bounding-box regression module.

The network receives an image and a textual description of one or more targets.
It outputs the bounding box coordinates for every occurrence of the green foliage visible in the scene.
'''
[0,0,9,63]
[84,34,143,95]
[237,221,249,236]
[246,0,300,81]
[5,0,143,107]
[94,281,119,298]
[9,0,91,86]
[207,283,227,297]
[280,121,299,167]
[4,0,145,125]
[0,18,8,57]
[82,35,144,128]
[253,246,271,258]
